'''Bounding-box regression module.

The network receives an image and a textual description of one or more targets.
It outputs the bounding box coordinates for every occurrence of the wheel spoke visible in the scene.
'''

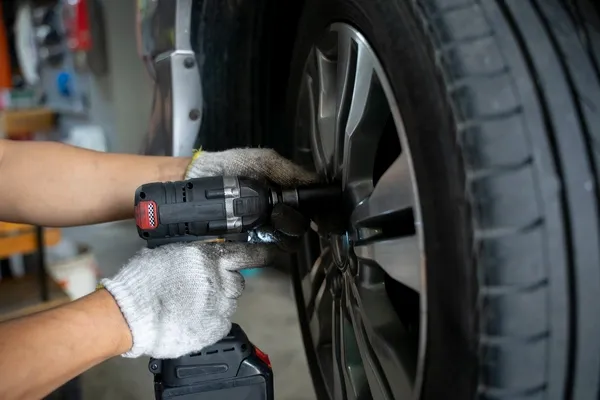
[302,248,331,312]
[309,273,333,349]
[333,28,354,178]
[354,235,422,293]
[303,248,334,349]
[304,47,338,180]
[333,27,390,192]
[340,302,372,399]
[351,153,416,227]
[316,48,337,178]
[344,275,417,399]
[302,68,328,175]
[332,291,348,400]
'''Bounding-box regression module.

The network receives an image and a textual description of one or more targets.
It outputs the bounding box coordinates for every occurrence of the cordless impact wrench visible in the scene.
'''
[134,175,341,400]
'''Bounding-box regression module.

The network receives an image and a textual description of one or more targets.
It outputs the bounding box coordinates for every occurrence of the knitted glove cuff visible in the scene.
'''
[184,149,204,179]
[100,269,157,358]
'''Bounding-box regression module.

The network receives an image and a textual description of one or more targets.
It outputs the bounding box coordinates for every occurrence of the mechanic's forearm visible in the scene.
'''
[0,289,132,400]
[0,139,190,226]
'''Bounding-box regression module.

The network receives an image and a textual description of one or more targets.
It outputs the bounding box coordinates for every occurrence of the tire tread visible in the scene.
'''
[414,0,600,397]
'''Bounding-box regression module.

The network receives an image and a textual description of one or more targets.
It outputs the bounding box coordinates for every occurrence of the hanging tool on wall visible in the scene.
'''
[0,2,12,109]
[63,0,108,75]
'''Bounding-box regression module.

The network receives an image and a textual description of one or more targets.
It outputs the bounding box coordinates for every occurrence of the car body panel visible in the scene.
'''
[136,0,201,156]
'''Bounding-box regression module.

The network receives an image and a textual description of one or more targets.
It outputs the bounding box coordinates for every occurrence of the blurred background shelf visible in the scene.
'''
[0,107,56,138]
[0,222,61,259]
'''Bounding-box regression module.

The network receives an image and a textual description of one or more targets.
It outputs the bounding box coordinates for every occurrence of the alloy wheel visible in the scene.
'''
[293,23,427,399]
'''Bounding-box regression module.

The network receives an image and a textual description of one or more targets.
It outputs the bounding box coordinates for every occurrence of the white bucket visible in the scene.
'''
[47,244,99,300]
[63,124,108,152]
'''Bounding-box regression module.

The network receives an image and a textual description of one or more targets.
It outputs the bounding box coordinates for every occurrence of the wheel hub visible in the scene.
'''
[293,22,427,400]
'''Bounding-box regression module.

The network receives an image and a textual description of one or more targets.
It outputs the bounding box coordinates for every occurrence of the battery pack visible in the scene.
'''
[149,324,274,400]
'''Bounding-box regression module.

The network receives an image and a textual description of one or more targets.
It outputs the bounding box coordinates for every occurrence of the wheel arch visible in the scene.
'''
[182,0,309,152]
[258,0,309,153]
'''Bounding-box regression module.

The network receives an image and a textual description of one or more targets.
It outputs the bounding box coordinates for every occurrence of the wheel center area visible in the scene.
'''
[330,232,350,268]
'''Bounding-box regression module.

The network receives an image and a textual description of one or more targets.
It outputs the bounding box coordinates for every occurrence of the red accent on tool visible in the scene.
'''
[254,346,271,369]
[135,201,159,230]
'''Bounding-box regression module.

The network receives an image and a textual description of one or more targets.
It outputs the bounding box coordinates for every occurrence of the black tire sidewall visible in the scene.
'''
[191,0,270,151]
[284,0,478,398]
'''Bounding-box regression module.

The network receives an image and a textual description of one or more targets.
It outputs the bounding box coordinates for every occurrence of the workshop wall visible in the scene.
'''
[102,0,153,154]
[56,0,153,154]
[8,0,152,154]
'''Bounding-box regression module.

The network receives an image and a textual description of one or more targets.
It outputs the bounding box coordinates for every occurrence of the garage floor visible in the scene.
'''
[62,221,316,400]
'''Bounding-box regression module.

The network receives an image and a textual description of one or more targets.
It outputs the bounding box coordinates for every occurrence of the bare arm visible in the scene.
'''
[0,289,132,400]
[0,139,190,226]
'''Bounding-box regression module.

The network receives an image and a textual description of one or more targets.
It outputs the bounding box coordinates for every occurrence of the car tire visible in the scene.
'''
[190,0,303,152]
[282,0,600,399]
[189,0,268,151]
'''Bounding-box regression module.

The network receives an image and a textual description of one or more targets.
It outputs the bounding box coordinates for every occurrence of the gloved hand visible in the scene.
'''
[101,242,272,359]
[186,148,320,251]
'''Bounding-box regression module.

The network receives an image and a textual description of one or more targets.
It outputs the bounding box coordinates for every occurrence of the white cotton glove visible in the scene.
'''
[186,148,320,251]
[102,148,318,359]
[185,148,318,186]
[100,242,272,359]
